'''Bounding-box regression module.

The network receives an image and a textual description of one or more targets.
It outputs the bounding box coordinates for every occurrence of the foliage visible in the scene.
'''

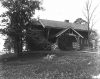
[58,34,68,51]
[74,18,87,25]
[74,17,99,49]
[3,37,14,52]
[82,0,99,47]
[89,30,100,49]
[58,33,75,51]
[83,0,99,30]
[89,30,99,40]
[0,0,43,56]
[26,30,51,51]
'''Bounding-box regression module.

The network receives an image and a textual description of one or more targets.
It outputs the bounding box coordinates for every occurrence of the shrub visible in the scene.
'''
[58,33,75,51]
[26,30,51,51]
[36,38,51,51]
[58,34,68,51]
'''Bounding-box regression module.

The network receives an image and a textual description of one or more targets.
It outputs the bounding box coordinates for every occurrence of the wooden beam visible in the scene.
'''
[55,26,84,38]
[47,28,50,39]
[38,20,45,28]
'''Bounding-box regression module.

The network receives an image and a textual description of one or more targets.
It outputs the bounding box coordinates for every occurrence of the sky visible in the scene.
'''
[35,0,100,31]
[0,0,100,51]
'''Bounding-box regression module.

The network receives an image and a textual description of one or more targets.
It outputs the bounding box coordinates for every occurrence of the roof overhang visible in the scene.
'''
[38,19,45,28]
[38,19,88,30]
[55,26,84,38]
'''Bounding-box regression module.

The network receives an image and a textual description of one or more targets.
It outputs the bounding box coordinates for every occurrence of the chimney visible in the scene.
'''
[65,20,69,22]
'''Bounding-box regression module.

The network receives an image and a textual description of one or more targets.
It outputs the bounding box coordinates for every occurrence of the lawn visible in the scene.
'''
[0,51,100,79]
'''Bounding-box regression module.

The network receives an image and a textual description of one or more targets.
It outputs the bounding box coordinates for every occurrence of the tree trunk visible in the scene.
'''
[17,37,23,57]
[19,38,23,56]
[87,21,90,48]
[14,44,18,53]
[88,31,90,48]
[17,43,20,57]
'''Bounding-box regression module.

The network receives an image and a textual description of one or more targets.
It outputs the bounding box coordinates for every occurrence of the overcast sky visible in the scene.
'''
[35,0,100,32]
[0,0,100,51]
[0,0,100,30]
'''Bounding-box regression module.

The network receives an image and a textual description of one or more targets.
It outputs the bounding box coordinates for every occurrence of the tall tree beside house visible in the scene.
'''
[74,18,99,49]
[0,0,43,56]
[82,0,99,48]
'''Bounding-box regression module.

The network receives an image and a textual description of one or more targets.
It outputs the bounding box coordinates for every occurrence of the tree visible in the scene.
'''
[74,18,87,25]
[26,30,51,51]
[89,30,100,49]
[58,32,76,51]
[74,17,100,49]
[0,0,43,56]
[82,0,99,47]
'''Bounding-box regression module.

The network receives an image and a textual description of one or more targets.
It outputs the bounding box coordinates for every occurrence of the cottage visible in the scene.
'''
[34,19,90,50]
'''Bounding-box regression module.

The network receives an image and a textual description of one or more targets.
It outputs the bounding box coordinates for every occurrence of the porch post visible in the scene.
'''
[75,36,80,50]
[77,36,80,50]
[55,38,59,49]
[51,38,59,50]
[47,28,50,40]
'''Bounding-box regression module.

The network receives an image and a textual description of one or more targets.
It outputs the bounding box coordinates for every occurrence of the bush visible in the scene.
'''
[35,38,51,51]
[26,31,51,51]
[58,33,75,51]
[58,34,68,51]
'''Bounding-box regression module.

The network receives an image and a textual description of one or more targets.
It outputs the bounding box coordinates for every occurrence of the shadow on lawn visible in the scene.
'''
[0,52,46,62]
[0,51,67,62]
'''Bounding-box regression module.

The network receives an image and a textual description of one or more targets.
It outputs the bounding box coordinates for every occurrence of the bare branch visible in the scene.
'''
[89,3,100,21]
[91,19,99,30]
[82,11,88,20]
[86,1,89,11]
[83,0,100,48]
[89,0,92,10]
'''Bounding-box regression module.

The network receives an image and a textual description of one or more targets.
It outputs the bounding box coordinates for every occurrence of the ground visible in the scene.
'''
[0,51,100,79]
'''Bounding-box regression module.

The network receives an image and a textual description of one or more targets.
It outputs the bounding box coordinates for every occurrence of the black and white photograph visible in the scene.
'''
[0,0,100,79]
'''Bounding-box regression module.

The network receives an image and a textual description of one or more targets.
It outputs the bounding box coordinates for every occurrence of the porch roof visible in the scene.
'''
[55,26,84,38]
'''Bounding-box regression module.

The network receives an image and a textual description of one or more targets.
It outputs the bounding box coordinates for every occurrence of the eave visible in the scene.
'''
[55,26,84,38]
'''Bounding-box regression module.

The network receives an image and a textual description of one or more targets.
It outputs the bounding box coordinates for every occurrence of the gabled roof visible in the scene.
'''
[55,26,84,38]
[39,19,88,31]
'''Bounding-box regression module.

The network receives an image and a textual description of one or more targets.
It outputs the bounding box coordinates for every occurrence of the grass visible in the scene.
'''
[0,51,100,79]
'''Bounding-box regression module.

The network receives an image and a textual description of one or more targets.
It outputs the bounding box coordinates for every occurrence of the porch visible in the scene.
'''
[48,27,88,51]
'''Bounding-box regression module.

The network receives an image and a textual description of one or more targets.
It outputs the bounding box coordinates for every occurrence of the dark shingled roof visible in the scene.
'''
[39,19,88,30]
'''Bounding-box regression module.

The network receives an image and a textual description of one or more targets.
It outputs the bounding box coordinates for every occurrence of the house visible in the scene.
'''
[33,19,90,50]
